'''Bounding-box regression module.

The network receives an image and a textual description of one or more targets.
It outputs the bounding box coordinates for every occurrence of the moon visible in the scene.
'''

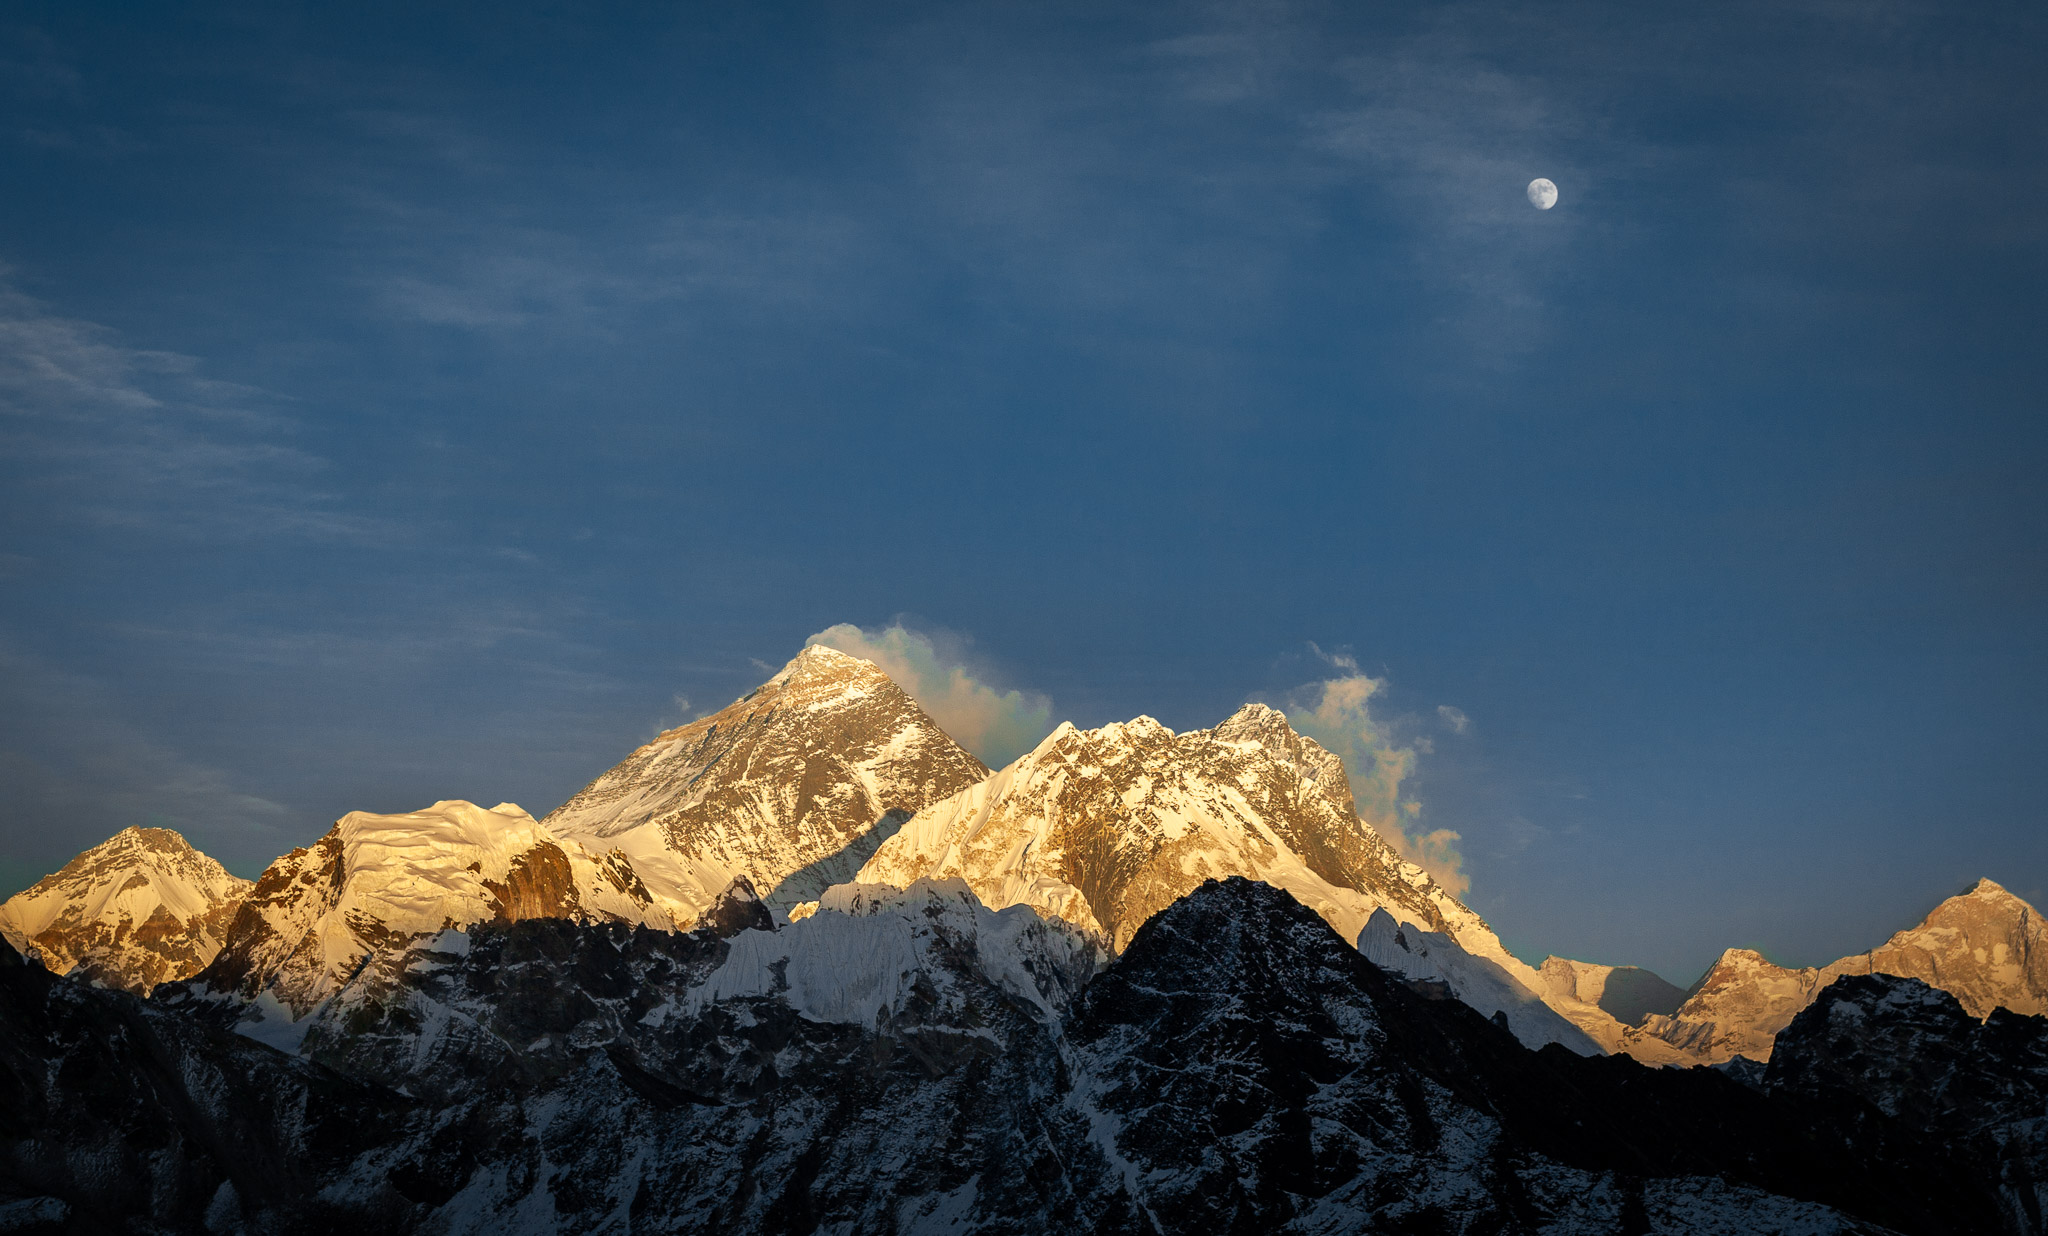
[1527,178,1558,210]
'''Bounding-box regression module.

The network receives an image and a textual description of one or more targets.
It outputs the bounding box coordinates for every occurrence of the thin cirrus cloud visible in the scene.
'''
[1285,645,1470,898]
[369,211,872,334]
[806,621,1054,769]
[0,275,388,544]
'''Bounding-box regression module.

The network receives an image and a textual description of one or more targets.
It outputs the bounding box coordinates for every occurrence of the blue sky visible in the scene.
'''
[2,0,2043,983]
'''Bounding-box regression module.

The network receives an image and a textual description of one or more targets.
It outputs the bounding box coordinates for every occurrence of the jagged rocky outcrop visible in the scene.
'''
[6,878,2026,1234]
[181,800,673,1025]
[0,827,251,995]
[0,934,411,1233]
[1765,972,2048,1232]
[1065,879,1993,1234]
[1630,877,2048,1064]
[544,645,991,922]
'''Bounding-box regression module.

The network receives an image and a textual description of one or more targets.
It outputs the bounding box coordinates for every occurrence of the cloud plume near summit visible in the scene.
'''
[1286,652,1469,897]
[807,622,1054,768]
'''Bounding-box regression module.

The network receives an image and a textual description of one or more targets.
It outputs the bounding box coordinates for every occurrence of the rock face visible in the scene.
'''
[3,879,2018,1234]
[1064,880,1988,1235]
[0,827,252,995]
[185,800,673,1020]
[857,705,1494,954]
[0,935,411,1233]
[1631,877,2048,1064]
[544,645,991,922]
[1765,973,2048,1233]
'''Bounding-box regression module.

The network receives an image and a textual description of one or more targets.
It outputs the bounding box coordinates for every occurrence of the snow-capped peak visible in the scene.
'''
[190,799,673,1018]
[852,702,1534,997]
[779,642,866,681]
[542,645,990,924]
[1624,877,2048,1065]
[0,826,252,994]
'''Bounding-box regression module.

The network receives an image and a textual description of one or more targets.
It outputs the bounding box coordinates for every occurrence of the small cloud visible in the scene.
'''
[807,621,1054,767]
[643,694,696,743]
[1285,649,1468,897]
[1306,640,1360,673]
[1437,704,1471,735]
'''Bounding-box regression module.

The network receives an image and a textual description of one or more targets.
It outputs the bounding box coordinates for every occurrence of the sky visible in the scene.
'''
[2,0,2043,984]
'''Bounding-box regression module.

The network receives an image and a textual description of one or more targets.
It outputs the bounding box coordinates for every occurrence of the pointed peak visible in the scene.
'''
[1964,877,2012,900]
[1711,947,1776,970]
[1020,720,1078,761]
[75,825,199,861]
[114,824,186,845]
[1210,701,1301,743]
[781,642,874,679]
[1225,701,1286,724]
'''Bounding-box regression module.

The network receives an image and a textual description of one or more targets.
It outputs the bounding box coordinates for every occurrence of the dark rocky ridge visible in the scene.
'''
[0,878,2038,1233]
[1766,973,2048,1233]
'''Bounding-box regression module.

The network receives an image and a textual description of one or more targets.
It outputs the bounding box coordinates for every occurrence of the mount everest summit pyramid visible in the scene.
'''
[542,643,992,922]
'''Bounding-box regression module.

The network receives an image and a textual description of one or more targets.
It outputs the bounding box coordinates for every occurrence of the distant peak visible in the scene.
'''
[1021,721,1077,761]
[1965,877,2012,899]
[1211,702,1299,742]
[1716,947,1776,968]
[778,642,878,683]
[100,826,195,855]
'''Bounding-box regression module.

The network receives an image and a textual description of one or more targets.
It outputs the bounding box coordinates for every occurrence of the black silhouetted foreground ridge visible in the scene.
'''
[2,877,2043,1234]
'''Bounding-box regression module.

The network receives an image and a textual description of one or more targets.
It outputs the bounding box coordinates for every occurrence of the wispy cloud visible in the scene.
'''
[0,275,391,542]
[1285,645,1469,897]
[808,621,1053,767]
[362,209,870,334]
[1310,30,1608,356]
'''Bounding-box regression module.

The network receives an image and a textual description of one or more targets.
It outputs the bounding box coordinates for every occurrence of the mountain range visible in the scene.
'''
[2,644,2043,1232]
